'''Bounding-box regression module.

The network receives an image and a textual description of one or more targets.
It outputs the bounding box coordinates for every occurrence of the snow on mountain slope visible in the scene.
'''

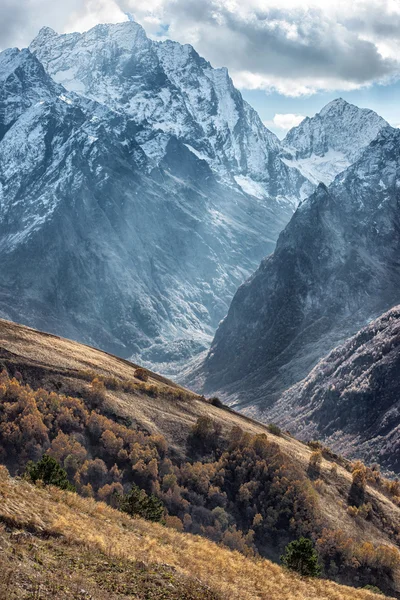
[0,46,293,375]
[29,22,310,206]
[281,99,389,185]
[0,47,60,140]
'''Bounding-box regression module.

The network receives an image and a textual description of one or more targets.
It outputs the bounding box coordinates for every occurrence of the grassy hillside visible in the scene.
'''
[0,466,389,600]
[0,318,400,596]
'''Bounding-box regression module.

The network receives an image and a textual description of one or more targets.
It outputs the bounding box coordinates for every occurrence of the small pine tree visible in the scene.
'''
[25,455,75,492]
[281,537,321,577]
[119,484,164,522]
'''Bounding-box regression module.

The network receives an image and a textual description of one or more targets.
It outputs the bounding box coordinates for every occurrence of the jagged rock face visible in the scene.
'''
[281,98,389,185]
[200,127,400,408]
[269,306,400,475]
[0,47,60,138]
[0,45,293,372]
[29,22,310,204]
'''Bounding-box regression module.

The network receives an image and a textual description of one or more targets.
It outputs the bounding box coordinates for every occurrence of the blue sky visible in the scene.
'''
[2,0,400,137]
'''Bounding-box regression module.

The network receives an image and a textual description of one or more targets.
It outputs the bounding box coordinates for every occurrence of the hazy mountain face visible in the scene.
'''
[0,24,305,373]
[199,127,400,411]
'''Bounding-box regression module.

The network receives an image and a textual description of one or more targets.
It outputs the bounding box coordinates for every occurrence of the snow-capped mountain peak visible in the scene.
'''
[318,97,349,116]
[34,26,58,43]
[0,47,63,142]
[29,20,308,205]
[281,97,390,186]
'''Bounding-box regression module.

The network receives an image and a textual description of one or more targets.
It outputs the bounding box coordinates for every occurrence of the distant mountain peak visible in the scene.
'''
[318,97,349,115]
[281,96,389,185]
[318,97,381,119]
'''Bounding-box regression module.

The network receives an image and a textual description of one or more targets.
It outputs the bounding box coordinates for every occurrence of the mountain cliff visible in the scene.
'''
[199,127,400,411]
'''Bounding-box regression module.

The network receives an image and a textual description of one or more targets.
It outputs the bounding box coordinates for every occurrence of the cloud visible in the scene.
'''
[117,0,400,95]
[0,0,126,50]
[264,113,306,131]
[1,0,400,96]
[66,0,126,33]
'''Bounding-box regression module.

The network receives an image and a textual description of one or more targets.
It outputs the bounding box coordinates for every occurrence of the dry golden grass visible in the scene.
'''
[0,466,389,600]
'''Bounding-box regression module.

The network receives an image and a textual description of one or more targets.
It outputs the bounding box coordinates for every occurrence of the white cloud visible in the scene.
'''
[2,0,400,96]
[66,0,126,33]
[117,0,400,95]
[264,113,306,131]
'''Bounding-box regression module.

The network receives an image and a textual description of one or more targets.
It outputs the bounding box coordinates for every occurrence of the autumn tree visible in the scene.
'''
[87,377,106,407]
[134,368,149,382]
[308,450,322,478]
[189,416,221,454]
[349,461,367,507]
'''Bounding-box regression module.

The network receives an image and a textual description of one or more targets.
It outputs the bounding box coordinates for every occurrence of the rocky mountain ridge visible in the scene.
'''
[268,305,400,475]
[30,22,309,205]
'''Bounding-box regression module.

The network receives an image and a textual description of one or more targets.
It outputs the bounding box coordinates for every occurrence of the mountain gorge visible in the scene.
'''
[0,20,393,381]
[2,19,400,480]
[3,13,400,600]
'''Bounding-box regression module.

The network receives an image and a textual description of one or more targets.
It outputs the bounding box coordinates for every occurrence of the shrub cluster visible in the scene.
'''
[79,369,194,403]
